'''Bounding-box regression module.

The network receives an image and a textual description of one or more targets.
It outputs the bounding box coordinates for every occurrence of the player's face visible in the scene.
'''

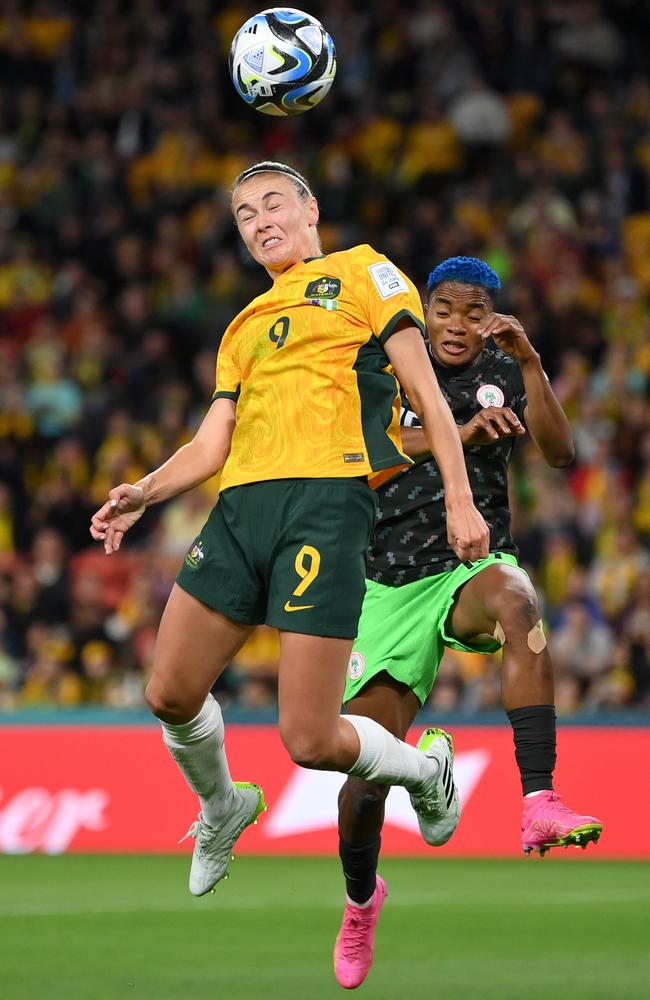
[426,282,493,367]
[233,174,320,277]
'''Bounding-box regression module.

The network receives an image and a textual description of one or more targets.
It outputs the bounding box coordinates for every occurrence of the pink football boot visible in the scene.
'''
[522,790,603,856]
[334,876,387,989]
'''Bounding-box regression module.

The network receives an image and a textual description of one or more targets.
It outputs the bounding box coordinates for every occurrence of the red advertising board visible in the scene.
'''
[0,725,647,857]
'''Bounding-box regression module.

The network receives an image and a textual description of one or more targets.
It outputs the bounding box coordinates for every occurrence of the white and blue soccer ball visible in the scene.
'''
[229,8,336,116]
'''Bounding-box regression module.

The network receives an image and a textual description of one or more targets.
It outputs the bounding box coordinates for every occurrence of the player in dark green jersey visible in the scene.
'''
[333,257,603,990]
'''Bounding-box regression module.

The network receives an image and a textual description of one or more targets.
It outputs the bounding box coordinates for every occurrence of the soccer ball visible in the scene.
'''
[229,8,336,116]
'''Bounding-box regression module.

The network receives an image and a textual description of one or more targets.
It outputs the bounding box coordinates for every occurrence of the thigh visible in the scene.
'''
[449,561,532,642]
[346,673,421,740]
[277,631,353,739]
[149,583,255,716]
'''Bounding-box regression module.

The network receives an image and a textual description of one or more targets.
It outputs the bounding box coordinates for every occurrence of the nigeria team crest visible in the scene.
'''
[476,384,505,408]
[348,651,365,680]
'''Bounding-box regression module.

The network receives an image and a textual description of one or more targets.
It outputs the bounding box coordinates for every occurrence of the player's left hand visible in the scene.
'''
[478,313,536,365]
[461,406,526,445]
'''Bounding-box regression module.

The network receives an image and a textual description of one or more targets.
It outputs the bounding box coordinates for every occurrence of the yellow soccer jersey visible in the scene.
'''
[213,244,425,491]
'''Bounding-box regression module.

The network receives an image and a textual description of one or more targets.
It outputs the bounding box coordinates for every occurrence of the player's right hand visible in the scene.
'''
[89,483,146,555]
[446,501,490,563]
[461,406,526,446]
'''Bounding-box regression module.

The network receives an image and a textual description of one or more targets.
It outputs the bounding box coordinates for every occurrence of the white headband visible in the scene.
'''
[238,167,313,197]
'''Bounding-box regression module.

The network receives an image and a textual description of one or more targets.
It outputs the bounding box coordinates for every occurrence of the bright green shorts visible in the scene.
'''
[344,552,525,705]
[176,478,377,639]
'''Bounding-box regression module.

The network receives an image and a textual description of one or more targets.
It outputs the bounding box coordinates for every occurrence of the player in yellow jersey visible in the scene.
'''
[90,161,489,898]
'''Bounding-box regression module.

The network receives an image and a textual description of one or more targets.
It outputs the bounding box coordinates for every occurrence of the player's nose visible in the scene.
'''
[256,210,274,231]
[446,315,466,334]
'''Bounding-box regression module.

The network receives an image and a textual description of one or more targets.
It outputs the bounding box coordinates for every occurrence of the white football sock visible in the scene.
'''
[161,694,234,827]
[346,894,373,909]
[345,714,439,793]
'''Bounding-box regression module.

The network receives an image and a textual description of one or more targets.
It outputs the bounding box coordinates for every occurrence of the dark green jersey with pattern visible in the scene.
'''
[367,345,527,585]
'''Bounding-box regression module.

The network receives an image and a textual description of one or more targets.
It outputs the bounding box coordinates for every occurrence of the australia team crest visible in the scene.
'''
[305,276,341,299]
[185,540,205,569]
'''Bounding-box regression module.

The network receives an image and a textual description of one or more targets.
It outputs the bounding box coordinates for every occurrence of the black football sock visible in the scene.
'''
[339,836,381,905]
[506,704,556,795]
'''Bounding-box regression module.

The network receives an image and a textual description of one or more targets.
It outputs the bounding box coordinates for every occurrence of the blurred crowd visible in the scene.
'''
[0,0,649,715]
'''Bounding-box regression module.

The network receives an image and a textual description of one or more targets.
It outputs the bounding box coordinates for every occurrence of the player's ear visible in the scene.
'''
[307,196,319,227]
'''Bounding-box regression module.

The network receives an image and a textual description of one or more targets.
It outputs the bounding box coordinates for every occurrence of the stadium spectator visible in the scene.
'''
[549,599,615,690]
[0,0,648,715]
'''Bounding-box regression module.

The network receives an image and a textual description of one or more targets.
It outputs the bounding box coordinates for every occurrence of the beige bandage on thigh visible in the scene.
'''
[493,621,506,646]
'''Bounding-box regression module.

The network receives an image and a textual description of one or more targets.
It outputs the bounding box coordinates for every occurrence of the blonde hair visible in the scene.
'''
[232,161,313,203]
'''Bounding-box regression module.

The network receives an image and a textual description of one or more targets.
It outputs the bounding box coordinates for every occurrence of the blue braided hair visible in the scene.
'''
[426,256,501,297]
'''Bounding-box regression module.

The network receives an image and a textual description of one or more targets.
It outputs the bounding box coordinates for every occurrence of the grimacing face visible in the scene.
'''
[426,281,494,367]
[232,173,320,278]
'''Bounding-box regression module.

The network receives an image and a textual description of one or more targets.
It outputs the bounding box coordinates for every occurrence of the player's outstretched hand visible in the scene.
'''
[89,483,146,555]
[446,501,490,563]
[462,406,526,445]
[478,313,536,365]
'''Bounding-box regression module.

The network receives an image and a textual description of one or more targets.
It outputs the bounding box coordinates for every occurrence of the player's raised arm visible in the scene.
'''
[401,405,525,455]
[478,312,574,468]
[384,322,489,562]
[89,397,236,554]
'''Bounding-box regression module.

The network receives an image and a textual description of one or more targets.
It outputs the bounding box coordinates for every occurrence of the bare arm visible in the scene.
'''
[479,313,574,468]
[137,397,235,504]
[519,354,574,467]
[384,325,489,562]
[90,398,236,553]
[400,425,430,458]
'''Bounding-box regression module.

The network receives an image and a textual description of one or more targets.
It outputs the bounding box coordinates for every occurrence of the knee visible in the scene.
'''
[490,579,543,644]
[340,777,389,813]
[280,727,334,770]
[145,679,195,723]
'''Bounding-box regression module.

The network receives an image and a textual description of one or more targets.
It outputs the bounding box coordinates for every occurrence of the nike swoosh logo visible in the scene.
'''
[283,601,315,612]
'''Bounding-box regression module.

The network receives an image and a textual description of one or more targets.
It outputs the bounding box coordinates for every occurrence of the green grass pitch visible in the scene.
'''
[1,856,648,999]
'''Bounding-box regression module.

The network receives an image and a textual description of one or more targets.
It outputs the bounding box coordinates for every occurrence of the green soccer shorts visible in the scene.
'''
[176,477,377,639]
[344,552,526,705]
